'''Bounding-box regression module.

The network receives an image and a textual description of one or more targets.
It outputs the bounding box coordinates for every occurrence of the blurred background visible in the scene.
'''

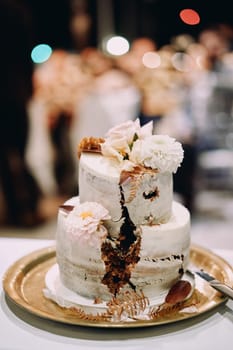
[0,0,233,249]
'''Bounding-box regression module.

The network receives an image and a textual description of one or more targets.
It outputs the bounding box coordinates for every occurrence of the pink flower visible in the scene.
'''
[101,119,153,161]
[65,202,111,246]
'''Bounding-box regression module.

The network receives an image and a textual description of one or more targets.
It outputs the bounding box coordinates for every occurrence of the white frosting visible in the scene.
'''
[79,153,173,230]
[56,198,190,300]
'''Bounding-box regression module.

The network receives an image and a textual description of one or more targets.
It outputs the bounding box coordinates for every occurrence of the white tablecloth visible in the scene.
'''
[0,237,232,350]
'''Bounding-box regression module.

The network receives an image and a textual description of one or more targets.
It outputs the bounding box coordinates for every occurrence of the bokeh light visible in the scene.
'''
[31,44,52,63]
[105,36,130,56]
[142,52,161,68]
[179,9,200,25]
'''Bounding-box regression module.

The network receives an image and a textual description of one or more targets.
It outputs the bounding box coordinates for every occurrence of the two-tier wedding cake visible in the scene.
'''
[55,119,190,302]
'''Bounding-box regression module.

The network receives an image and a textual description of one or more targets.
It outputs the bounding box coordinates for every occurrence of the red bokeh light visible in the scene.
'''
[179,9,200,25]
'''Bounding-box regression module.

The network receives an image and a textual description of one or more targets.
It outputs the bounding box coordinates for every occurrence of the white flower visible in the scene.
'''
[101,119,153,161]
[130,135,184,173]
[65,202,111,246]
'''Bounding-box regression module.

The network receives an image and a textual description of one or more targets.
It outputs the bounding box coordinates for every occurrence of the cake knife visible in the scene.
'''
[187,269,233,300]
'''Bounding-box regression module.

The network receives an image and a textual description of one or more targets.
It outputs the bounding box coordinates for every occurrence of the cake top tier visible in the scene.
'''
[78,119,184,174]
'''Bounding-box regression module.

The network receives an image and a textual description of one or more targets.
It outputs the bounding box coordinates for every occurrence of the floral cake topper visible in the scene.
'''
[101,119,184,173]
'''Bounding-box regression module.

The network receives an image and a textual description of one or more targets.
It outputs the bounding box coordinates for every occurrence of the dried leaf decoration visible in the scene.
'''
[77,137,104,158]
[61,285,200,323]
[56,282,201,323]
[106,290,149,320]
[64,306,111,322]
[149,289,200,320]
[63,290,149,322]
[59,205,74,215]
[120,165,158,203]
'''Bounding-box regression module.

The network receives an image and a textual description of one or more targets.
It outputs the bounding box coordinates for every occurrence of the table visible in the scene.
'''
[0,237,232,350]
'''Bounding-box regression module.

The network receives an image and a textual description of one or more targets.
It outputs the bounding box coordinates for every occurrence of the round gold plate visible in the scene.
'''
[2,244,233,328]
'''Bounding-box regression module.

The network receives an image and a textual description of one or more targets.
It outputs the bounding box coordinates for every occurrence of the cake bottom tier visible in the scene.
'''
[56,198,190,301]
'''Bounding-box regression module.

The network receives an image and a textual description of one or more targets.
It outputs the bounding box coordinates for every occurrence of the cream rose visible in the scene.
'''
[101,119,153,161]
[65,202,111,246]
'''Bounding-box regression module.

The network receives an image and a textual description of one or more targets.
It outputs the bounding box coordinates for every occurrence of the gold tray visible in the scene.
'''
[3,244,233,328]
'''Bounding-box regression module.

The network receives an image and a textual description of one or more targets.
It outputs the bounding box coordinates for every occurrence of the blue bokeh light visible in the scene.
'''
[31,44,52,63]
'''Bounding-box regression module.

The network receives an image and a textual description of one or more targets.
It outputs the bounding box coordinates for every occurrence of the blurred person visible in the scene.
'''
[79,46,114,76]
[198,26,231,72]
[186,25,233,152]
[69,0,92,52]
[133,46,182,126]
[28,49,92,197]
[170,34,195,53]
[216,23,233,50]
[0,0,46,227]
[70,47,141,151]
[116,37,157,76]
[175,26,233,199]
[130,37,157,56]
[116,36,160,127]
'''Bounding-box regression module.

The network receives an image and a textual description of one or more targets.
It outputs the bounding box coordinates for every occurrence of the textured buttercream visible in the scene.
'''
[79,153,173,228]
[56,198,190,300]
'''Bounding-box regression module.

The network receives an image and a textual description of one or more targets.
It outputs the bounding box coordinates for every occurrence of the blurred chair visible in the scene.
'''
[196,73,233,191]
[198,149,233,190]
